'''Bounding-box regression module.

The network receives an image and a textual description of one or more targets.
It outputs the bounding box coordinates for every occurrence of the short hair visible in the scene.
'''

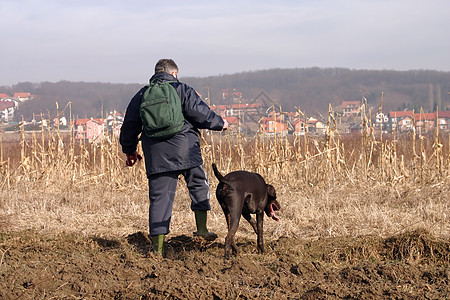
[155,59,179,74]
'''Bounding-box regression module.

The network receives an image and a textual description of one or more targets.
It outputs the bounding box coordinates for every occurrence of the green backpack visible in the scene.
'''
[140,79,184,139]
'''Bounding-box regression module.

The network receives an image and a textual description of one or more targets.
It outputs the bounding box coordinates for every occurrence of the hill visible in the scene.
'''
[184,68,450,115]
[2,68,450,121]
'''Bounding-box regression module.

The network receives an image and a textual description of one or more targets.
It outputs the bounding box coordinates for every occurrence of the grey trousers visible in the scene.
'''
[147,164,211,236]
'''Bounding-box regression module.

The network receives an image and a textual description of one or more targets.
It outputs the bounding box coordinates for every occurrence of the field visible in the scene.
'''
[0,118,449,299]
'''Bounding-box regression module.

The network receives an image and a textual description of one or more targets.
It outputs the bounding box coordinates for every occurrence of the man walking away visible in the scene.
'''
[120,59,228,255]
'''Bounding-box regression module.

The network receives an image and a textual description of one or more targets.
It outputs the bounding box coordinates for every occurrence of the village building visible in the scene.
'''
[52,117,68,128]
[389,110,450,133]
[389,111,413,131]
[375,112,390,131]
[314,119,327,134]
[13,92,35,102]
[437,111,450,130]
[292,119,306,135]
[259,106,288,136]
[0,92,35,123]
[414,113,435,132]
[0,101,15,122]
[342,101,361,117]
[74,118,105,142]
[221,89,243,103]
[210,102,263,123]
[397,116,413,132]
[105,111,124,137]
[259,116,288,136]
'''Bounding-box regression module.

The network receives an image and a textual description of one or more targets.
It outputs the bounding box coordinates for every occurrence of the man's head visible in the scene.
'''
[155,59,178,78]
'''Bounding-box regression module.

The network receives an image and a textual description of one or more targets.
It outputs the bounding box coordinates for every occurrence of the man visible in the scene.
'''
[120,59,228,255]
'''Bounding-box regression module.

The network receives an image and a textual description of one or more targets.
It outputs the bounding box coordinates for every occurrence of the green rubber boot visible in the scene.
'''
[151,234,165,255]
[193,210,218,241]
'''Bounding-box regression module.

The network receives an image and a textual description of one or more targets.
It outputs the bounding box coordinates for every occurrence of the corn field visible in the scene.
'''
[1,107,449,239]
[2,114,448,190]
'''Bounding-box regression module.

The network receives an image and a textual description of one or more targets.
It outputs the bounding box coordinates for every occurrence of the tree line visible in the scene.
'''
[1,68,449,121]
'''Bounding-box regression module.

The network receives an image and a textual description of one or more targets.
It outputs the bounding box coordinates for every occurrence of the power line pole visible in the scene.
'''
[205,86,212,106]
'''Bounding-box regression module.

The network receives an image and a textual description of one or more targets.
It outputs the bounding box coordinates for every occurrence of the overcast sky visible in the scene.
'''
[1,0,449,86]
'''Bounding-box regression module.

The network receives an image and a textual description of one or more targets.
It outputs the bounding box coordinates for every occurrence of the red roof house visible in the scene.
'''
[259,116,288,135]
[342,101,361,117]
[14,92,34,101]
[75,118,105,141]
[0,101,14,111]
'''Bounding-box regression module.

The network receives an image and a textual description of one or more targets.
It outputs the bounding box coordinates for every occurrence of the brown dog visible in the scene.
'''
[212,163,280,258]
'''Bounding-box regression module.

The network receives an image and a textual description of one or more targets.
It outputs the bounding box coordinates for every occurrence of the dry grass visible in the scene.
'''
[0,108,449,242]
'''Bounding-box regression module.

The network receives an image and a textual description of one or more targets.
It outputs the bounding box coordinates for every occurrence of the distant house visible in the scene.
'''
[302,117,325,134]
[390,111,450,133]
[211,103,262,122]
[342,101,361,117]
[86,119,104,141]
[375,112,389,130]
[414,112,436,132]
[315,120,327,134]
[105,111,124,137]
[437,111,450,130]
[52,117,68,127]
[398,116,412,131]
[306,117,318,133]
[0,97,20,122]
[0,93,9,99]
[259,116,288,136]
[389,111,413,131]
[75,119,89,139]
[105,111,123,125]
[0,101,15,122]
[222,89,242,103]
[293,119,306,135]
[75,118,105,141]
[13,92,34,101]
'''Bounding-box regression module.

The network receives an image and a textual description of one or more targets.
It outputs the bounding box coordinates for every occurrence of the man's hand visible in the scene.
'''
[126,151,142,167]
[222,119,229,131]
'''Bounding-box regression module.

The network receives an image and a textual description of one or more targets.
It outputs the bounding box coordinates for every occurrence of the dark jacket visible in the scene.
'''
[120,72,224,175]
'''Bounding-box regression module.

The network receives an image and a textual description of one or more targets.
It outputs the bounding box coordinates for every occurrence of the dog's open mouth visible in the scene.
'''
[270,203,280,222]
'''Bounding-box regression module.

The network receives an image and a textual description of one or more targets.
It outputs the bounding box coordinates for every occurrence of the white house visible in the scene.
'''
[0,100,16,122]
[375,112,389,130]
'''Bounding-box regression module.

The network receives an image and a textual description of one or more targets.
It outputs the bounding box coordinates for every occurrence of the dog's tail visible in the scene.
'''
[212,163,225,182]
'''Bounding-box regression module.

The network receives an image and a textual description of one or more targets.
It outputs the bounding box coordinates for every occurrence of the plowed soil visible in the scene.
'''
[1,229,449,299]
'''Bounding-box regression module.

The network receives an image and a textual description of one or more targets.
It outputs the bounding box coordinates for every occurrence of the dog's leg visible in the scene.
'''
[242,212,258,234]
[220,206,231,230]
[224,220,240,259]
[256,212,264,253]
[221,207,234,259]
[224,204,243,258]
[219,204,239,259]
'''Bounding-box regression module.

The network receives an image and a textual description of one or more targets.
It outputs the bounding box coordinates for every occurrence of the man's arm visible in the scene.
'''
[119,88,146,154]
[178,84,225,131]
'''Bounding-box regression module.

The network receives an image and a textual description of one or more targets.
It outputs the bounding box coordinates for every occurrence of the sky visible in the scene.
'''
[1,0,449,86]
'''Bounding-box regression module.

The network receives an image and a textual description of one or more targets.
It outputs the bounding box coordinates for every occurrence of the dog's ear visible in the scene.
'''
[266,184,276,198]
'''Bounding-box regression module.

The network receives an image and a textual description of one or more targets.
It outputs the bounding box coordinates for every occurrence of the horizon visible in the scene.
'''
[2,66,450,88]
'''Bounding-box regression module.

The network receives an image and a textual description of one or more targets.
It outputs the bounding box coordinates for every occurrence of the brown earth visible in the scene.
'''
[1,228,449,299]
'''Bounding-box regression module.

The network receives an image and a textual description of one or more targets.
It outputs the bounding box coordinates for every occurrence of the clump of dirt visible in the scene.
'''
[0,229,449,299]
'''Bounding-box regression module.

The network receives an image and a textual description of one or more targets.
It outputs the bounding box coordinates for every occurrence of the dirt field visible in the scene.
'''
[1,228,449,299]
